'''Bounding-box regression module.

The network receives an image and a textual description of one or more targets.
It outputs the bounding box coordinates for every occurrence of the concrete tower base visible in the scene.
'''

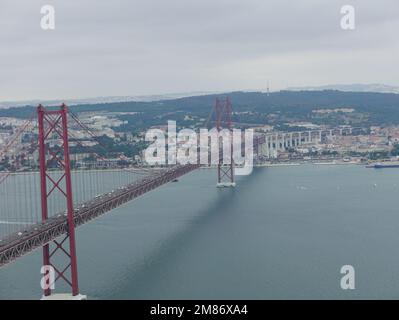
[41,293,87,300]
[216,182,236,188]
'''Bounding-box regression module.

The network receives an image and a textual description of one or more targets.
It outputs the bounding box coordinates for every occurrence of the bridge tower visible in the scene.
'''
[37,104,86,300]
[215,97,236,188]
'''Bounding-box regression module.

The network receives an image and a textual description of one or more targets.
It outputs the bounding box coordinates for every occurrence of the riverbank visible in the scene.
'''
[256,161,361,167]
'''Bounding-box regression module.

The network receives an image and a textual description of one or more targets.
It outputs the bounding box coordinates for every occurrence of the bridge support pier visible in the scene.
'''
[217,182,236,188]
[41,293,87,300]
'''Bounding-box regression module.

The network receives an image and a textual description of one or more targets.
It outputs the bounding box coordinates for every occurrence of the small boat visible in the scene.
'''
[367,162,399,169]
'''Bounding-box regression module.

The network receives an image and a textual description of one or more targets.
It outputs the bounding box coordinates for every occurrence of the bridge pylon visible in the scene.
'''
[215,97,236,188]
[37,104,86,300]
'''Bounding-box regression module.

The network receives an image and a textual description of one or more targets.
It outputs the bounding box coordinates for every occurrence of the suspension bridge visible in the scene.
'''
[0,98,361,299]
[0,98,258,299]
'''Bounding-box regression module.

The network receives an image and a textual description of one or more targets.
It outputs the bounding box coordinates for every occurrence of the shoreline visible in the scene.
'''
[255,161,360,168]
[1,161,367,175]
[199,161,363,169]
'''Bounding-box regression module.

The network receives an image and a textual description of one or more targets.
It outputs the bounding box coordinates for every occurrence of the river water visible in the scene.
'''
[1,165,399,299]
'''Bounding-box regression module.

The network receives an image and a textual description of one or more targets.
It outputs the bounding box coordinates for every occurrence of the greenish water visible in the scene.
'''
[1,165,399,299]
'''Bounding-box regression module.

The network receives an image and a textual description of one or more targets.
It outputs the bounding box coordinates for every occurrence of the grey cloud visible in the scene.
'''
[0,0,398,101]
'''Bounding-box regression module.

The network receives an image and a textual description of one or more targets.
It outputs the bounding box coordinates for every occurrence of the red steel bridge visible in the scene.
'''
[0,98,361,299]
[0,98,264,299]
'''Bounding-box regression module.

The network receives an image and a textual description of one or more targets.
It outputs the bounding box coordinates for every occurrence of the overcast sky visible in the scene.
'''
[0,0,398,101]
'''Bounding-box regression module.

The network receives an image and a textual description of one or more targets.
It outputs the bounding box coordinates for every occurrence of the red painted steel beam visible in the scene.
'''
[37,105,80,296]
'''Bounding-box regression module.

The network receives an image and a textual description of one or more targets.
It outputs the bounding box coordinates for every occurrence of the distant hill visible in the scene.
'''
[287,84,399,94]
[2,90,399,127]
[0,92,216,109]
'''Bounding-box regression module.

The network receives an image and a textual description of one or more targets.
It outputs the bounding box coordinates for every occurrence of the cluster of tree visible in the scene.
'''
[390,144,399,157]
